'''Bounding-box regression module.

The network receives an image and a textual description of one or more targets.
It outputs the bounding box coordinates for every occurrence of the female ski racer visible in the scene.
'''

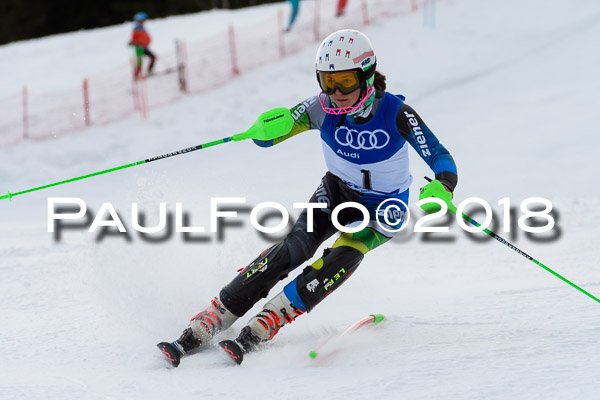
[158,29,458,366]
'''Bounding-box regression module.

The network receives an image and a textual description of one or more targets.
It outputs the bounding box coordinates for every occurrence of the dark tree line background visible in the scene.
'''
[0,0,284,45]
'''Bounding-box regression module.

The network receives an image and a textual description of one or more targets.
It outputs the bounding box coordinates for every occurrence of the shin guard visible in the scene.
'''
[294,246,364,312]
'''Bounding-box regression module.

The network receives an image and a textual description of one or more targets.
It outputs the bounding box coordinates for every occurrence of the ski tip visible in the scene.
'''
[157,342,181,367]
[370,314,385,324]
[218,340,244,365]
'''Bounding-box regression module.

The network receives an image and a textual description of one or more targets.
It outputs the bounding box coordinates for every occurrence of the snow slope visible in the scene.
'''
[1,0,600,399]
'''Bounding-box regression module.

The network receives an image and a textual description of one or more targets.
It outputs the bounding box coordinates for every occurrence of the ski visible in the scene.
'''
[156,341,183,367]
[218,340,245,365]
[156,327,204,368]
[147,67,176,77]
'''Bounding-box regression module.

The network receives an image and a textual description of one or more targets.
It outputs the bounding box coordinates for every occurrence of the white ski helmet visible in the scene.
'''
[315,29,377,115]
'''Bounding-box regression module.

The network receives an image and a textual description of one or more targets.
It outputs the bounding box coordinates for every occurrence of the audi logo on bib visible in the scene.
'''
[334,127,390,150]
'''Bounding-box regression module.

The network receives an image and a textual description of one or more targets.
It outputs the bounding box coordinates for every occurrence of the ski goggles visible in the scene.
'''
[317,70,362,95]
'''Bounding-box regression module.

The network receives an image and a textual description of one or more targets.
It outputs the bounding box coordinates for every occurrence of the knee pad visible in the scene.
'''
[294,246,364,312]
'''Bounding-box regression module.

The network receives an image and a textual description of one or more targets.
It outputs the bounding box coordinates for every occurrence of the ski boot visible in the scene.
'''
[157,327,199,367]
[158,296,238,367]
[219,290,305,365]
[218,325,262,365]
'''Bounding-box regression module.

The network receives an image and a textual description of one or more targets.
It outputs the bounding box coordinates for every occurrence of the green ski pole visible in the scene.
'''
[0,107,293,202]
[419,178,600,305]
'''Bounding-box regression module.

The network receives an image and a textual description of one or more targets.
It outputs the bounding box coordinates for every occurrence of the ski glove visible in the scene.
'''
[419,178,454,214]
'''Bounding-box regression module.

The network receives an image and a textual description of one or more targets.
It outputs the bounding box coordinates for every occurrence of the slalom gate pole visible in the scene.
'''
[420,179,600,304]
[309,314,385,359]
[0,107,293,202]
[341,314,385,336]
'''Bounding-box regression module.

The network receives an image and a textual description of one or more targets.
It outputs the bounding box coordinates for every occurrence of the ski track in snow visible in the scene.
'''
[1,0,600,399]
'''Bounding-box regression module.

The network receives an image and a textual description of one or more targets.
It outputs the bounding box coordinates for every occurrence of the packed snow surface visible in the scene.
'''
[1,0,599,399]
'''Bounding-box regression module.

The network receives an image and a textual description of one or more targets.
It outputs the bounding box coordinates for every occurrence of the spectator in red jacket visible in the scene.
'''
[129,12,156,79]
